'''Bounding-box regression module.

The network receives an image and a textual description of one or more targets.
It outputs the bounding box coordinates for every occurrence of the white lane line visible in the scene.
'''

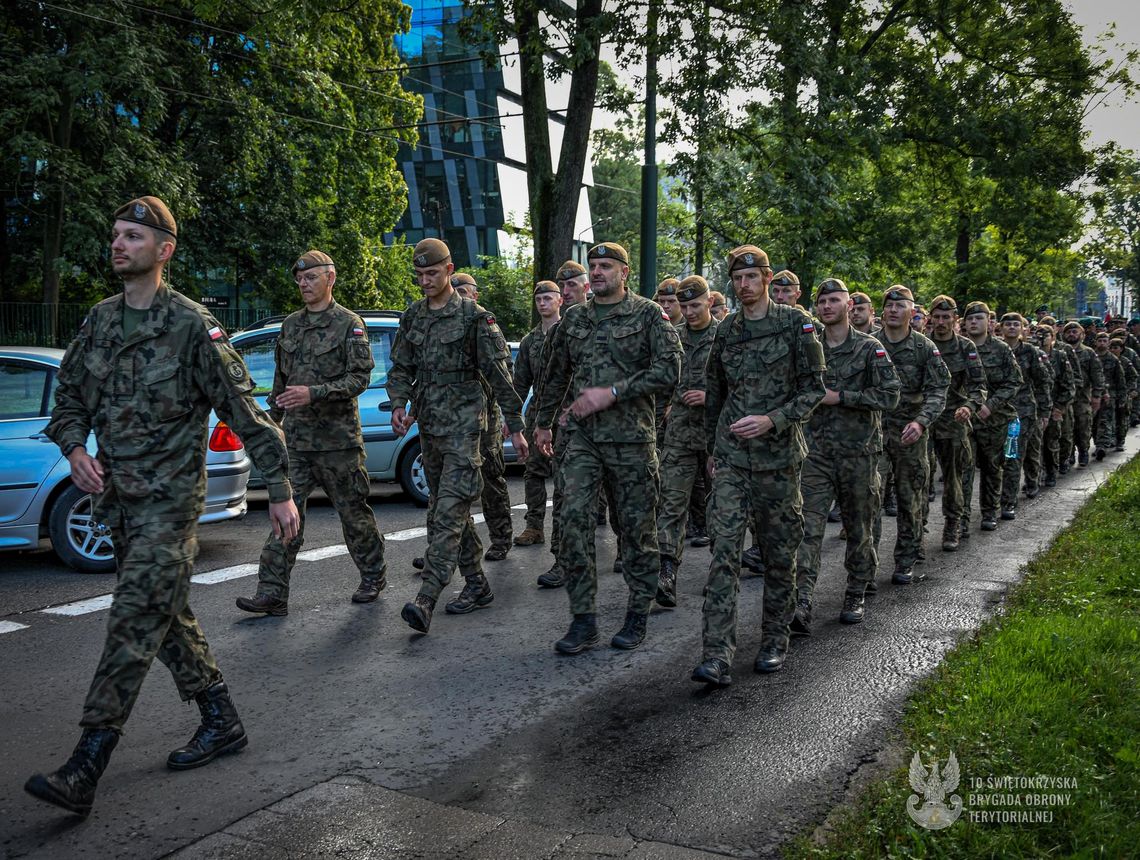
[42,595,114,616]
[386,513,485,541]
[296,544,349,561]
[511,500,554,510]
[192,563,260,585]
[0,621,30,635]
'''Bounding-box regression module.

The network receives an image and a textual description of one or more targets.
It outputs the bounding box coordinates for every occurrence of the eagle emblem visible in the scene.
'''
[415,254,427,266]
[134,203,147,219]
[597,245,607,255]
[906,750,964,830]
[296,258,306,270]
[744,253,754,265]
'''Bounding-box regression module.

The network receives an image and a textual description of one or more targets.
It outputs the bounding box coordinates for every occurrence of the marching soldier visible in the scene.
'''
[388,239,527,634]
[770,270,802,306]
[850,292,875,334]
[237,250,386,616]
[655,278,683,325]
[1034,322,1075,487]
[27,197,300,815]
[1061,320,1105,467]
[692,245,825,688]
[998,313,1051,518]
[710,291,729,322]
[1106,337,1134,453]
[1092,331,1125,458]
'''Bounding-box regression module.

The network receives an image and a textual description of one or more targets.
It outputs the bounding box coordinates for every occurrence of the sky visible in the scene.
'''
[1068,0,1140,151]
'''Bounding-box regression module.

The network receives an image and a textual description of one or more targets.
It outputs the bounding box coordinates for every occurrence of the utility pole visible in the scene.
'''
[694,12,709,277]
[638,0,658,296]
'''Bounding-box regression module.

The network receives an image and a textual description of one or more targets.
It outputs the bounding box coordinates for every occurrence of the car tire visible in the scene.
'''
[398,438,430,508]
[48,484,117,573]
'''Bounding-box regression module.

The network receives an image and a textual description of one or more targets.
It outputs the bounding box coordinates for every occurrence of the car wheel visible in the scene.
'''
[398,438,430,508]
[48,484,117,573]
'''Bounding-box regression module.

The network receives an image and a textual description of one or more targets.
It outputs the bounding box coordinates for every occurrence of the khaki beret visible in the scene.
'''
[114,196,177,237]
[1110,337,1125,346]
[964,301,991,318]
[771,270,800,287]
[813,278,848,300]
[587,242,630,264]
[850,292,872,306]
[556,260,587,281]
[1039,315,1057,326]
[709,290,727,308]
[533,280,560,296]
[999,312,1023,324]
[1062,321,1083,333]
[883,284,914,303]
[726,245,770,273]
[451,272,478,288]
[912,305,927,316]
[412,238,451,267]
[655,278,680,298]
[292,249,334,274]
[928,295,957,312]
[677,275,709,302]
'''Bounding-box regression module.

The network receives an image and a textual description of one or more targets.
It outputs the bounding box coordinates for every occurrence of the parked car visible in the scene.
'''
[229,316,528,508]
[0,347,251,573]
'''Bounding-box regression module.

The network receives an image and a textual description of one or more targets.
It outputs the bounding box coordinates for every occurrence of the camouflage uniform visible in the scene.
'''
[1115,346,1138,444]
[386,290,523,602]
[1000,341,1052,511]
[46,286,291,729]
[701,304,825,664]
[656,317,718,565]
[1054,339,1080,467]
[796,328,900,610]
[514,322,554,533]
[1040,342,1076,479]
[478,393,513,552]
[927,332,986,533]
[961,336,1022,524]
[536,292,680,615]
[1065,339,1104,462]
[873,331,949,571]
[255,302,385,599]
[1096,349,1127,450]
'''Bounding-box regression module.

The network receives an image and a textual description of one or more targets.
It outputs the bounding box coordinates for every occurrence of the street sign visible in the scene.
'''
[200,296,230,308]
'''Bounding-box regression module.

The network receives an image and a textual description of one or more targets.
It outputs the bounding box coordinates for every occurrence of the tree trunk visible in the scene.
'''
[42,91,74,344]
[954,210,971,304]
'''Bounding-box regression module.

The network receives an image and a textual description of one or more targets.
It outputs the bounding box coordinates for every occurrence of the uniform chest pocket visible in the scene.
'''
[139,358,191,421]
[314,339,345,378]
[611,321,649,365]
[82,352,113,382]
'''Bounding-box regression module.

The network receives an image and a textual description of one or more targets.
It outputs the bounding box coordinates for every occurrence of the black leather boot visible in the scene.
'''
[691,658,732,687]
[167,682,247,770]
[610,611,648,650]
[351,573,386,603]
[655,558,678,608]
[555,613,599,654]
[25,728,119,816]
[445,575,494,614]
[235,593,287,616]
[537,563,565,588]
[401,594,436,633]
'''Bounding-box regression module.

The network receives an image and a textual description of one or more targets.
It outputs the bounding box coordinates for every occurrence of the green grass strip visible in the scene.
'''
[788,457,1140,859]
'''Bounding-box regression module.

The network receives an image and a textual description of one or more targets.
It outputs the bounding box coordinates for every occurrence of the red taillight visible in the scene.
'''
[209,422,243,452]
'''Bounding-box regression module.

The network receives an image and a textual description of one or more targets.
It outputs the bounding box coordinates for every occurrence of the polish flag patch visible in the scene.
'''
[875,348,886,358]
[485,315,496,326]
[208,326,224,341]
[968,352,978,360]
[352,327,365,337]
[662,311,671,321]
[932,348,941,356]
[802,322,814,332]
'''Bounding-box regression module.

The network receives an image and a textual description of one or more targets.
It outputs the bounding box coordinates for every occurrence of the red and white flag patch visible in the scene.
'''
[932,348,941,356]
[662,311,671,321]
[968,352,978,360]
[208,326,224,341]
[485,315,496,326]
[875,348,886,358]
[352,327,365,337]
[803,322,814,332]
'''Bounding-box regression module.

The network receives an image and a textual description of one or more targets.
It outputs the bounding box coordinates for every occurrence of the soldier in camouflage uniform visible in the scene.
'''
[692,245,825,689]
[1095,333,1128,456]
[27,197,300,817]
[1062,321,1105,467]
[770,270,801,307]
[872,286,949,583]
[998,313,1052,518]
[655,277,683,325]
[926,296,986,551]
[710,291,729,322]
[850,292,875,334]
[511,280,563,547]
[655,275,718,607]
[535,242,681,654]
[388,239,527,634]
[237,250,386,616]
[961,301,1023,532]
[793,278,900,633]
[1033,322,1075,486]
[1110,337,1138,449]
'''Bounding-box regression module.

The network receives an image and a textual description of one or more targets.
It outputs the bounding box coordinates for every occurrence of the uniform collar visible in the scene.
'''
[106,283,174,347]
[301,299,339,327]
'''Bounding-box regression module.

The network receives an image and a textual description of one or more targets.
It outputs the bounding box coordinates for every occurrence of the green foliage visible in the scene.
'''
[786,457,1140,859]
[469,242,535,342]
[1087,146,1140,305]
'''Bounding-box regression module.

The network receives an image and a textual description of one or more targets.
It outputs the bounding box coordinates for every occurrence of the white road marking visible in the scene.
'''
[191,563,260,585]
[296,544,349,561]
[511,500,553,510]
[41,595,114,616]
[0,621,30,635]
[385,513,485,541]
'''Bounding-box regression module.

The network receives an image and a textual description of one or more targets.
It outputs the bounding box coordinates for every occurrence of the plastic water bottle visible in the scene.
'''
[1004,417,1021,459]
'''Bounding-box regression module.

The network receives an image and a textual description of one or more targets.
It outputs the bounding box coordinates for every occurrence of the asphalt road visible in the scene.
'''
[0,448,1130,859]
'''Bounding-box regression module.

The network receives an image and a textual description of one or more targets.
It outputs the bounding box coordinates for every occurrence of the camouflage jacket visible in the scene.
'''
[805,327,901,457]
[536,291,681,444]
[1098,350,1128,400]
[1008,341,1053,421]
[1123,346,1140,392]
[878,330,950,429]
[972,335,1023,422]
[46,285,291,522]
[386,290,523,436]
[1045,346,1076,413]
[513,322,551,427]
[1068,342,1105,402]
[267,301,372,451]
[663,318,719,451]
[930,333,987,418]
[704,303,826,468]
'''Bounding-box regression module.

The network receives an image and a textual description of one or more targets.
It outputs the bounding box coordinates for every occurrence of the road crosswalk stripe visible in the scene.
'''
[0,621,30,635]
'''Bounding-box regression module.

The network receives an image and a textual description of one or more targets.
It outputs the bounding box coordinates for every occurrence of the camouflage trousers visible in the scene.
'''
[873,429,929,569]
[962,418,1008,520]
[521,424,554,531]
[480,427,513,550]
[419,432,485,600]
[702,461,803,663]
[1021,417,1046,491]
[550,427,620,562]
[82,515,220,730]
[1095,400,1118,450]
[656,445,705,564]
[1070,400,1094,458]
[257,448,386,600]
[796,452,880,609]
[931,413,973,527]
[560,434,659,615]
[1059,403,1076,465]
[1043,412,1065,476]
[1000,417,1033,510]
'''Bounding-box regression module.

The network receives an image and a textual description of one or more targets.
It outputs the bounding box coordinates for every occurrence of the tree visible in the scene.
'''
[1088,146,1140,305]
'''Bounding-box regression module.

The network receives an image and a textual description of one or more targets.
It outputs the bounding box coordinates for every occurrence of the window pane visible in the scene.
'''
[369,330,393,388]
[0,362,50,419]
[233,338,278,394]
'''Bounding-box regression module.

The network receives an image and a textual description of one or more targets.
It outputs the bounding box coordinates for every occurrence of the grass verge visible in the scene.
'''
[786,456,1140,859]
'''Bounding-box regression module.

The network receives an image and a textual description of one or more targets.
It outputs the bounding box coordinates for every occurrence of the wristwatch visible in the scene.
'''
[610,384,619,400]
[62,442,82,457]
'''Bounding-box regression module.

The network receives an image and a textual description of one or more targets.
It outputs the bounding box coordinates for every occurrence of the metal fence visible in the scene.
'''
[0,302,271,347]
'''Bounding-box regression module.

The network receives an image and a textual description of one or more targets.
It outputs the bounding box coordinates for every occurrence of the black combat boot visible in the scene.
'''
[536,563,565,589]
[689,525,710,548]
[1024,482,1040,499]
[484,545,509,562]
[839,591,865,624]
[167,681,247,770]
[1001,507,1016,521]
[741,544,766,575]
[401,594,436,633]
[892,564,925,585]
[1095,447,1106,461]
[235,593,287,616]
[611,611,648,650]
[555,614,599,654]
[789,598,812,637]
[25,728,119,816]
[754,641,787,673]
[942,520,960,552]
[691,658,732,687]
[1044,470,1058,487]
[883,486,898,517]
[412,556,426,570]
[656,558,678,608]
[981,511,999,530]
[351,573,387,603]
[445,574,494,614]
[1077,449,1089,467]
